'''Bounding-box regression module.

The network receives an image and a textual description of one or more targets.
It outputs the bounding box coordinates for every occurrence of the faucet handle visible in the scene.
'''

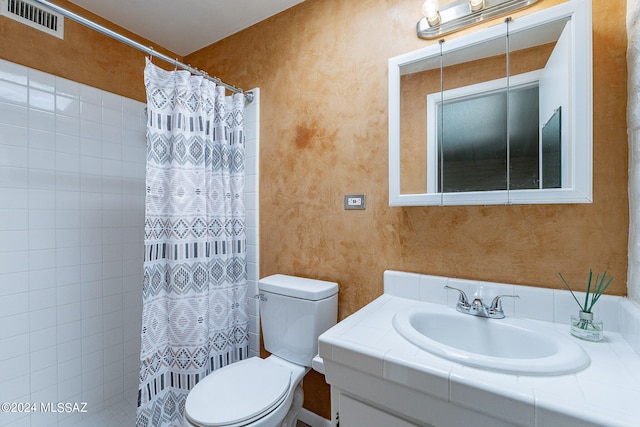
[444,285,470,308]
[488,294,520,313]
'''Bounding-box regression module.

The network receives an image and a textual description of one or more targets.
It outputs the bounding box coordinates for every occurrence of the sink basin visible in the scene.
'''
[393,305,589,375]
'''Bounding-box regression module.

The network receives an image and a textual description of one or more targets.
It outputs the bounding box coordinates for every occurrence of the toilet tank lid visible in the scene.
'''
[259,274,338,301]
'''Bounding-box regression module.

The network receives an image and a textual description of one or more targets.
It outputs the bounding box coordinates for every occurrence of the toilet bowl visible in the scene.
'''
[183,356,308,427]
[183,275,338,427]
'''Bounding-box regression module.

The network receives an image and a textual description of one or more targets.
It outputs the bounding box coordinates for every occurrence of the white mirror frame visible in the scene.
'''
[389,0,592,206]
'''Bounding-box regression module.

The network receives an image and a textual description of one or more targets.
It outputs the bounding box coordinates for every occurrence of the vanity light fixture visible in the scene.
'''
[422,0,441,26]
[417,0,539,39]
[469,0,484,12]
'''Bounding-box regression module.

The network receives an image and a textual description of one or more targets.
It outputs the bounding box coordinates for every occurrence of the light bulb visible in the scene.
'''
[422,0,441,26]
[469,0,484,12]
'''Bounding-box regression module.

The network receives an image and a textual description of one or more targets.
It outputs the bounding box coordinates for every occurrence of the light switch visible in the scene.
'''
[344,194,366,210]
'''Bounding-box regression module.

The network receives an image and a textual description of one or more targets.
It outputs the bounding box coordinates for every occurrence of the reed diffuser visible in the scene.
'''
[558,269,613,342]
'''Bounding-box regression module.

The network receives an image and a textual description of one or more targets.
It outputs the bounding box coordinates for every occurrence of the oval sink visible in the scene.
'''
[393,305,589,375]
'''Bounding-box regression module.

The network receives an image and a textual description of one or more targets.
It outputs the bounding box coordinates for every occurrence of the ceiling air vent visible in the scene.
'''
[1,0,64,39]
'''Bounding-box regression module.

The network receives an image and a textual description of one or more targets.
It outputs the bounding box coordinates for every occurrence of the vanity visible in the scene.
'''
[318,271,640,427]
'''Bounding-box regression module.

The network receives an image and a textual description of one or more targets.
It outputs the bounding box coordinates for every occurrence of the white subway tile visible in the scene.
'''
[81,312,102,335]
[56,210,81,229]
[29,209,55,230]
[56,265,80,286]
[0,144,28,168]
[102,111,123,132]
[0,167,28,192]
[0,230,28,252]
[0,374,30,402]
[57,320,82,344]
[0,123,28,148]
[103,311,123,331]
[29,88,55,112]
[28,229,55,250]
[0,333,29,361]
[0,102,28,127]
[55,77,79,99]
[82,337,104,360]
[30,365,58,393]
[29,287,56,311]
[81,264,103,284]
[80,102,102,125]
[56,133,80,154]
[30,345,57,371]
[58,375,82,401]
[102,91,122,111]
[0,81,27,105]
[30,326,57,351]
[56,246,81,268]
[57,283,81,306]
[57,302,81,325]
[80,84,102,104]
[0,59,28,84]
[28,108,55,132]
[57,338,81,363]
[0,249,28,274]
[56,228,80,248]
[57,356,81,382]
[0,271,28,296]
[28,69,55,91]
[29,307,56,332]
[57,95,80,117]
[0,312,29,340]
[0,355,30,383]
[81,119,102,140]
[28,268,56,291]
[0,292,29,317]
[57,114,81,137]
[56,152,80,174]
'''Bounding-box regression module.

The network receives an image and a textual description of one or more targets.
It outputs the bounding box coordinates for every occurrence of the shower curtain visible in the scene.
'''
[137,59,249,427]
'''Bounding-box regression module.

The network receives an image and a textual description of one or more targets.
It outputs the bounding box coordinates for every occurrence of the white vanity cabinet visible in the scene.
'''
[320,297,529,427]
[337,393,419,427]
[325,361,519,427]
[318,270,640,427]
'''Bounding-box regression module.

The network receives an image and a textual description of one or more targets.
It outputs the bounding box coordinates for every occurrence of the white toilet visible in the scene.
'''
[183,274,338,427]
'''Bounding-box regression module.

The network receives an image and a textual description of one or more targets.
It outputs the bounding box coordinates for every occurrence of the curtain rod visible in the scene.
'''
[33,0,254,102]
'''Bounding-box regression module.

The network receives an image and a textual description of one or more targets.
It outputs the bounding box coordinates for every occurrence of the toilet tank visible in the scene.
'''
[259,274,338,367]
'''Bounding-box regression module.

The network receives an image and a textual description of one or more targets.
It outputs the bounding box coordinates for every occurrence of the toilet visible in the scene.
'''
[183,274,339,427]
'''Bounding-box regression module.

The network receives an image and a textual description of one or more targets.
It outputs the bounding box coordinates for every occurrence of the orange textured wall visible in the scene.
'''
[0,0,179,102]
[187,0,628,309]
[186,0,627,416]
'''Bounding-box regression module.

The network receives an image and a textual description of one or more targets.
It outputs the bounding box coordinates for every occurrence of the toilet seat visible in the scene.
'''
[184,357,292,427]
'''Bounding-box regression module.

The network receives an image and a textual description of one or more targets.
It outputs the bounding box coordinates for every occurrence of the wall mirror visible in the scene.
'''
[389,0,592,206]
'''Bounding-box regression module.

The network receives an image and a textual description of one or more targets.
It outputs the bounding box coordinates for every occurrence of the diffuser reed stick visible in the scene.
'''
[558,269,613,314]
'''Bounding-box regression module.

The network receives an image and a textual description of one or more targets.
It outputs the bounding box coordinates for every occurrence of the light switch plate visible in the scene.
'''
[344,194,366,210]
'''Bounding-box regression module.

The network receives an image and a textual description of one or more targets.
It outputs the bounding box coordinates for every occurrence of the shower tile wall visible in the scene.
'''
[244,88,260,358]
[0,58,146,426]
[0,59,261,426]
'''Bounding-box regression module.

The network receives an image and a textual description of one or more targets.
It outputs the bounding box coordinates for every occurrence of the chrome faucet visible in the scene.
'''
[445,285,519,319]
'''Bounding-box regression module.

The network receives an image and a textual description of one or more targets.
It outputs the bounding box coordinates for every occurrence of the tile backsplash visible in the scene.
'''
[384,270,640,356]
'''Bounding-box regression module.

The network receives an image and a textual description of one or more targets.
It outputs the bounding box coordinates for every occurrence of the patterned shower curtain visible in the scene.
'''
[137,59,249,427]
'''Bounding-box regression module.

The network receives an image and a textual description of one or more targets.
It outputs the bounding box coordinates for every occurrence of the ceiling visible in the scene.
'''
[68,0,305,56]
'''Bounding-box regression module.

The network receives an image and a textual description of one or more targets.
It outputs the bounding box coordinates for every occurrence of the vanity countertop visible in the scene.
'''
[319,288,640,427]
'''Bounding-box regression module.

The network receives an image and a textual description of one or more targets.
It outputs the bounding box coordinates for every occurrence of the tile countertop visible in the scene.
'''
[318,271,640,427]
